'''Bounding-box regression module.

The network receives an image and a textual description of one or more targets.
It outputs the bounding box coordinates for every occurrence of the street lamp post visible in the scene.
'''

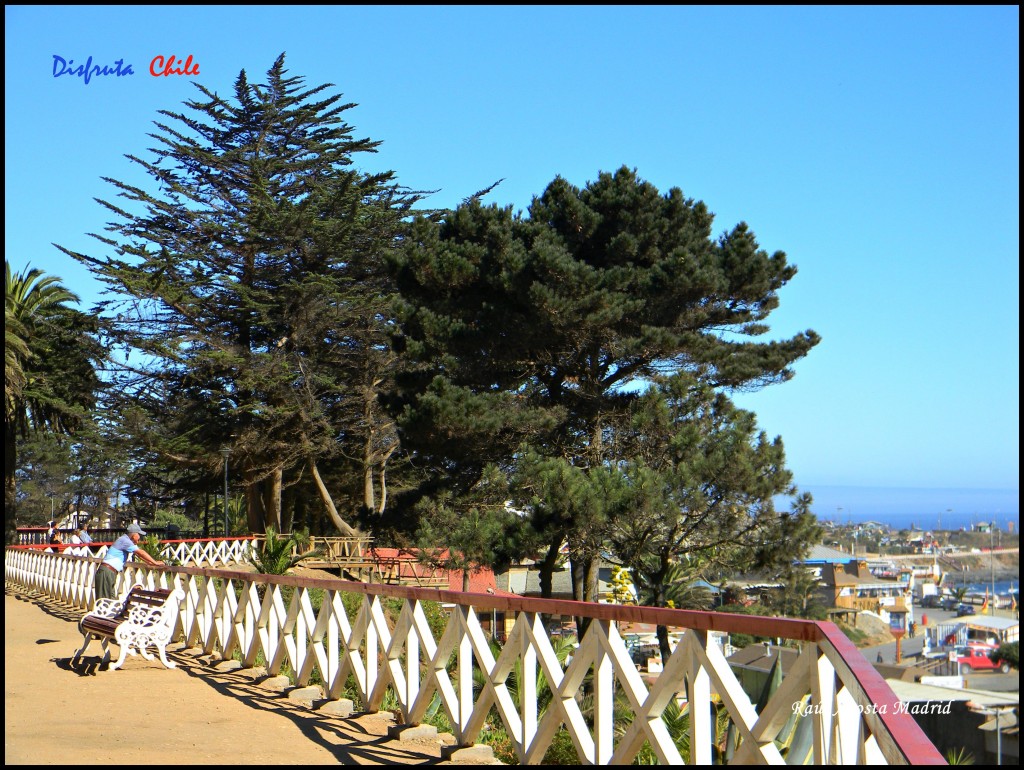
[221,447,231,538]
[989,521,996,616]
[970,705,1012,765]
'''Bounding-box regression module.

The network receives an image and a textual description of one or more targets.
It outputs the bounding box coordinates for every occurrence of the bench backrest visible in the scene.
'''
[119,586,175,617]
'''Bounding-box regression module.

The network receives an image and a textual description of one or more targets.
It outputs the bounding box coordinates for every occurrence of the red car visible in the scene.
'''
[955,645,1009,674]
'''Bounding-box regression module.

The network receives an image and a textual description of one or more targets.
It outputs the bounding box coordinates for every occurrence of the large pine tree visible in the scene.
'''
[608,372,821,657]
[389,167,820,598]
[60,54,422,533]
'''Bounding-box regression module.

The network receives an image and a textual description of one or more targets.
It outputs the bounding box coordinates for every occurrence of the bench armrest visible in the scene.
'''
[126,604,168,627]
[90,597,125,619]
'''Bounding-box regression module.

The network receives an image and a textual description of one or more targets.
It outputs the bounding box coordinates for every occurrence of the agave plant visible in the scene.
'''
[135,534,181,566]
[247,528,323,575]
[944,746,975,765]
[136,534,164,561]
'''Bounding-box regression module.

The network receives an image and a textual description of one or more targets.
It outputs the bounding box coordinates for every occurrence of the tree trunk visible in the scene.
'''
[653,556,674,664]
[538,538,562,599]
[570,553,599,640]
[363,460,375,516]
[263,465,282,532]
[570,553,601,601]
[656,623,672,665]
[280,488,294,536]
[309,459,360,536]
[245,468,265,533]
[587,558,600,605]
[377,465,388,514]
[4,422,18,545]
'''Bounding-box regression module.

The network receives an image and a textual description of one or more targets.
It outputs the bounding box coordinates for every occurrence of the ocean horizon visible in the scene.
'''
[782,485,1019,531]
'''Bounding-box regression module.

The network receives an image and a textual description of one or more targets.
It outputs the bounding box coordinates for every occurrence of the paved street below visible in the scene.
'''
[859,605,1019,694]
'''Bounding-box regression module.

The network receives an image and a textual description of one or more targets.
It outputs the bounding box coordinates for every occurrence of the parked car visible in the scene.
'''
[956,604,976,617]
[954,645,1009,674]
[920,595,941,609]
[940,596,959,611]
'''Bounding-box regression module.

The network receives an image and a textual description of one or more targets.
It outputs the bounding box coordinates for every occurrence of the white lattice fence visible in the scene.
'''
[5,548,944,765]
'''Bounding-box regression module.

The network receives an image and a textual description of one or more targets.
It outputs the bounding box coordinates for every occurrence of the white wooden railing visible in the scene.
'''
[5,548,944,765]
[30,537,258,567]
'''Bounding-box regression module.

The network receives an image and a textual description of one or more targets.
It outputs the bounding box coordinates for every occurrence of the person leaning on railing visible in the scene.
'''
[94,523,165,603]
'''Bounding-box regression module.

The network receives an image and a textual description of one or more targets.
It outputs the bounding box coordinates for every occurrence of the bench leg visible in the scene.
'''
[154,643,177,670]
[77,634,113,664]
[74,631,93,662]
[110,639,132,671]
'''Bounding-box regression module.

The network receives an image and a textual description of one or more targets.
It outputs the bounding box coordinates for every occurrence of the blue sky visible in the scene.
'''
[4,6,1019,514]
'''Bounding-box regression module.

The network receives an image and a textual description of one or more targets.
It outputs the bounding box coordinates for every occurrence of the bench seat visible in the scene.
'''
[75,583,185,671]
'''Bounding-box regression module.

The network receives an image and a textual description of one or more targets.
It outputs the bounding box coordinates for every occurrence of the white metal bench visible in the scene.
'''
[74,584,185,670]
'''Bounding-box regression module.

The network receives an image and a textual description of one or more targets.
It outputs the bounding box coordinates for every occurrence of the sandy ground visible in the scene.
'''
[3,586,476,765]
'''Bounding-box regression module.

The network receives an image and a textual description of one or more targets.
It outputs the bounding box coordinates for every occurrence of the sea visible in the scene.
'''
[787,485,1019,532]
[957,580,1018,598]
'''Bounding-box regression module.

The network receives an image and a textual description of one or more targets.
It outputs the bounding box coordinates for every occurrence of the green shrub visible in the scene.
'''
[478,720,516,764]
[991,642,1018,669]
[840,624,869,645]
[542,728,580,765]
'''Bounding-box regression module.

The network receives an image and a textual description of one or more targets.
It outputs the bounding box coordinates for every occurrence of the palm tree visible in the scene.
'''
[4,306,30,407]
[631,559,713,663]
[5,262,99,543]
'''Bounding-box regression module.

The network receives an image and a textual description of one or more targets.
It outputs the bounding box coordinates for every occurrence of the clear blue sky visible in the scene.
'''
[5,6,1019,511]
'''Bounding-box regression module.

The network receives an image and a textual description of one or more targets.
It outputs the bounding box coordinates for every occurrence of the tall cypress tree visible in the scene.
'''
[60,54,422,533]
[390,166,820,598]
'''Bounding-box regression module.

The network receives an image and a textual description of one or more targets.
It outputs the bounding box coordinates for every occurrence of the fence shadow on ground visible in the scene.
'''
[166,653,454,765]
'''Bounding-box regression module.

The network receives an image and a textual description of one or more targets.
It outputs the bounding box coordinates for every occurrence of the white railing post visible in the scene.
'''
[813,650,838,763]
[405,601,421,719]
[686,631,714,764]
[365,596,380,706]
[456,606,474,740]
[593,620,615,764]
[520,613,538,758]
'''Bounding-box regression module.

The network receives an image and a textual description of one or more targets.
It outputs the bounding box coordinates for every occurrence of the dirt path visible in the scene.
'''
[4,586,474,765]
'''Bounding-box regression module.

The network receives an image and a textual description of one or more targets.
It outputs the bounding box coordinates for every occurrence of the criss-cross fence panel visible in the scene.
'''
[19,537,257,569]
[160,538,258,567]
[5,547,944,765]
